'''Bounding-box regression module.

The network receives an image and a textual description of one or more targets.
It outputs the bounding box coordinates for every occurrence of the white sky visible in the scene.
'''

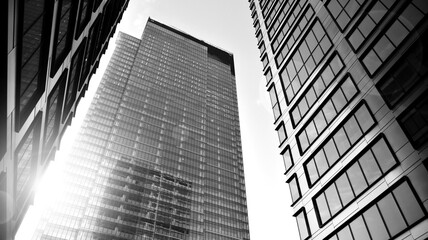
[17,1,299,239]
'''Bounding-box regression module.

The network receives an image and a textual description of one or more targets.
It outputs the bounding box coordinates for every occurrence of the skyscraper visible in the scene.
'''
[31,18,250,240]
[249,0,428,239]
[1,0,129,239]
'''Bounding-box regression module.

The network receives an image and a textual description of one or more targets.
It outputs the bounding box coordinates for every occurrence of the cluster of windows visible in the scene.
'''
[271,3,313,53]
[268,84,282,121]
[397,92,428,149]
[279,20,333,105]
[326,0,367,31]
[297,75,359,154]
[347,0,398,51]
[264,0,287,28]
[304,101,376,187]
[44,70,67,157]
[16,0,53,131]
[290,53,344,127]
[324,179,427,240]
[268,0,301,39]
[376,29,428,108]
[361,0,428,76]
[314,135,398,226]
[281,146,294,174]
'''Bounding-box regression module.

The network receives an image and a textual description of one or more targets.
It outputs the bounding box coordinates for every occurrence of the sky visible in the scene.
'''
[17,0,299,239]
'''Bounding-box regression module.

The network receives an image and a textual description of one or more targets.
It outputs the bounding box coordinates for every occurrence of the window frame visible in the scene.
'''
[287,173,302,206]
[289,52,345,128]
[303,100,377,188]
[359,0,428,77]
[43,69,68,157]
[312,134,399,227]
[296,73,359,155]
[294,208,311,240]
[15,0,54,132]
[323,177,427,240]
[50,0,79,77]
[282,145,294,174]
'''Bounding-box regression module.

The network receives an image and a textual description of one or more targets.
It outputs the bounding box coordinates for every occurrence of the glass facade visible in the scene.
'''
[32,19,250,240]
[249,0,428,239]
[2,0,129,239]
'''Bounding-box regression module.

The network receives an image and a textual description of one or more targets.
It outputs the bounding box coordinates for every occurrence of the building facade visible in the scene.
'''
[31,19,250,240]
[248,0,428,239]
[1,0,129,239]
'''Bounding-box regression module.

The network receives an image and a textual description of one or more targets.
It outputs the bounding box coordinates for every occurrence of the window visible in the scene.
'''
[304,101,376,187]
[268,83,282,122]
[296,75,358,154]
[294,208,311,240]
[63,39,87,123]
[44,70,68,157]
[290,53,344,127]
[278,19,332,105]
[361,0,428,76]
[82,14,102,82]
[15,112,42,218]
[324,178,427,240]
[75,0,94,39]
[281,146,294,174]
[276,121,287,145]
[271,4,314,53]
[376,29,428,108]
[264,68,272,83]
[313,135,398,226]
[397,91,428,149]
[326,0,368,31]
[50,0,79,77]
[15,0,54,131]
[261,54,269,70]
[287,174,302,204]
[259,42,266,56]
[267,0,301,39]
[347,0,399,51]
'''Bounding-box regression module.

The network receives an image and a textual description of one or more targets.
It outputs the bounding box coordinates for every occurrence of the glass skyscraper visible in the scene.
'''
[249,0,428,239]
[32,18,250,240]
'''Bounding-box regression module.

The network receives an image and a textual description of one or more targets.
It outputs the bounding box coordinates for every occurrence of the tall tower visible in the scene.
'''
[32,19,250,240]
[248,0,428,239]
[1,1,129,239]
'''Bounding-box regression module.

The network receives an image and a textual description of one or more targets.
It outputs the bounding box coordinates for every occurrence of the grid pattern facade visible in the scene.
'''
[32,19,250,240]
[0,0,129,239]
[249,0,428,239]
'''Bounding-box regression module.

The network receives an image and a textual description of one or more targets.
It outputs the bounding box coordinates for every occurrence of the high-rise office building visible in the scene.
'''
[31,18,250,240]
[1,0,129,239]
[248,0,428,239]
